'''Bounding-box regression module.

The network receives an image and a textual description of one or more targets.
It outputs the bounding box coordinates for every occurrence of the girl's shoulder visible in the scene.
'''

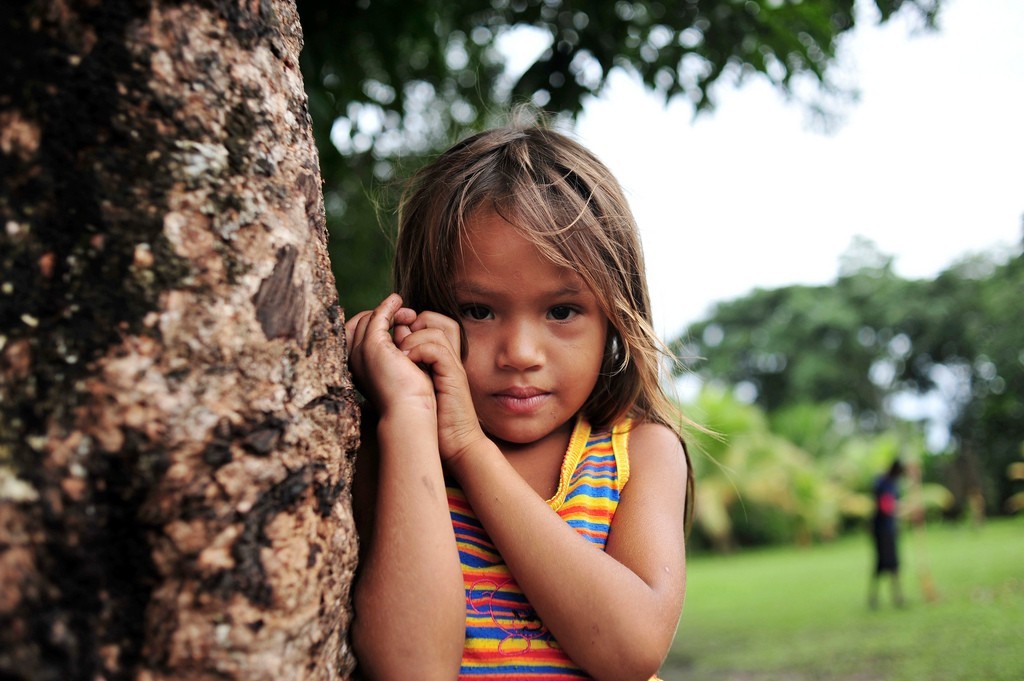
[618,419,688,480]
[615,416,683,449]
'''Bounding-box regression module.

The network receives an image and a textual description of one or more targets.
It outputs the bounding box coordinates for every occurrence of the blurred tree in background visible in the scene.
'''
[672,240,1024,524]
[293,0,942,314]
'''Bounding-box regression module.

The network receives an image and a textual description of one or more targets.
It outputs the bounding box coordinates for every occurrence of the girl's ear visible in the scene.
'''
[604,327,625,373]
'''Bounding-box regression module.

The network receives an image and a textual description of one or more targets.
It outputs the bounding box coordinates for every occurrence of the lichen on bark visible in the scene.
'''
[1,1,359,679]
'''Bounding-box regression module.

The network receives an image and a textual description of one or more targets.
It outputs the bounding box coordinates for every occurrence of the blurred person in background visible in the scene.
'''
[869,459,906,609]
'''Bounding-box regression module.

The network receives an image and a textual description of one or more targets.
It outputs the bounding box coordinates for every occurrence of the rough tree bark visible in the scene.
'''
[0,1,359,679]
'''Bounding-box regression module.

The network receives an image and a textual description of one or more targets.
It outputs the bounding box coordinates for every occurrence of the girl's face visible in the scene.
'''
[453,210,609,449]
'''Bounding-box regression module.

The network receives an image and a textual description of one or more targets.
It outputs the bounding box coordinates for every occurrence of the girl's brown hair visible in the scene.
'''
[393,121,694,525]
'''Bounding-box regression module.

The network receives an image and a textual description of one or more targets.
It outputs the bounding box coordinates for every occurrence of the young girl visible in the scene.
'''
[345,122,693,681]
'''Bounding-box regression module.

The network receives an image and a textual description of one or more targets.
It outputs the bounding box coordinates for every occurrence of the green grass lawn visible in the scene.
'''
[663,516,1024,681]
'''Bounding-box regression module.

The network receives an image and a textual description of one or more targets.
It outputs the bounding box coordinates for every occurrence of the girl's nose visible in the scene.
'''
[497,319,543,370]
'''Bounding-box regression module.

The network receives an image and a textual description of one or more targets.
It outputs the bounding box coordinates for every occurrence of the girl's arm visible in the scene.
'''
[446,423,687,681]
[346,296,464,681]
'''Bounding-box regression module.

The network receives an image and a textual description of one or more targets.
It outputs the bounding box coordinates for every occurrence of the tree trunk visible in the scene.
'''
[0,1,359,679]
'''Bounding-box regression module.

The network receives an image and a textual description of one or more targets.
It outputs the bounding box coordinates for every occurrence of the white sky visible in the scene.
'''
[566,0,1024,341]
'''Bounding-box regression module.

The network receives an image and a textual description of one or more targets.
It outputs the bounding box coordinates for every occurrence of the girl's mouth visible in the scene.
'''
[493,387,549,414]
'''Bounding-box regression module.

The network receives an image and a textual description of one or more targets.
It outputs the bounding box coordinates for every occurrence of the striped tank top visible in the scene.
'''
[446,415,632,679]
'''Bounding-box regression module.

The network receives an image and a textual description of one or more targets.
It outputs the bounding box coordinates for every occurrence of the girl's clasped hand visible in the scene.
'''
[345,295,486,466]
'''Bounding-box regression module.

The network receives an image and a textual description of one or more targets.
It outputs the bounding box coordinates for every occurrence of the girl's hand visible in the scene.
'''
[398,310,490,464]
[345,294,436,416]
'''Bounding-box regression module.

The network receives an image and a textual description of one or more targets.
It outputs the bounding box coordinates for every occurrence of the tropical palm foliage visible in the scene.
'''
[683,386,954,551]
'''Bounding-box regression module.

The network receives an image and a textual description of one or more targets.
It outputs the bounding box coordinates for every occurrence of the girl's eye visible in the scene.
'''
[461,304,493,321]
[548,305,577,321]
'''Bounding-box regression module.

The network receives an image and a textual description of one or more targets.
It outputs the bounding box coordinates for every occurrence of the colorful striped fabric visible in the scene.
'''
[447,415,632,679]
